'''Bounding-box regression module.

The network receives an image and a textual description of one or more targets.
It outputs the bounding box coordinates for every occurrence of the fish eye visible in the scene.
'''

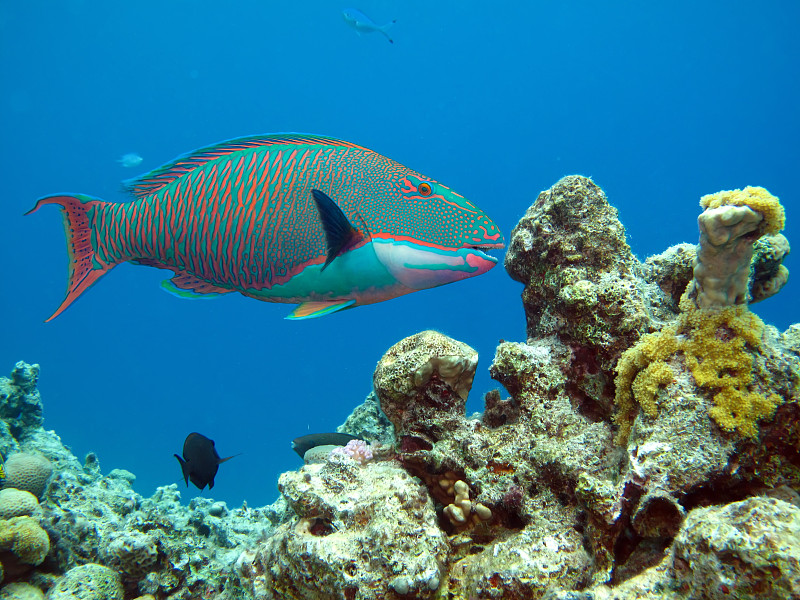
[418,182,432,196]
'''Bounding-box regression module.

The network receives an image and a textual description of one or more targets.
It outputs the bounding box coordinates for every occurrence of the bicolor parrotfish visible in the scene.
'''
[342,8,396,43]
[28,134,504,321]
[291,432,363,458]
[174,432,237,491]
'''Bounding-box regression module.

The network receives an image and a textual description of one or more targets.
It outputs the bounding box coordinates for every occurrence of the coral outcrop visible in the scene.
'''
[688,186,786,308]
[237,457,448,600]
[0,175,796,600]
[43,564,123,600]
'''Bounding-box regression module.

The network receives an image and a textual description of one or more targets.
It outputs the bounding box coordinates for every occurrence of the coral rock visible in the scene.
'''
[241,459,448,599]
[0,362,44,441]
[670,497,800,600]
[0,582,45,600]
[750,233,791,303]
[101,530,158,579]
[44,564,123,600]
[374,330,478,440]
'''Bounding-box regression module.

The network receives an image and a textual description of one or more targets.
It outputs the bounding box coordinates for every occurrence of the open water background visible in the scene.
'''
[0,1,797,506]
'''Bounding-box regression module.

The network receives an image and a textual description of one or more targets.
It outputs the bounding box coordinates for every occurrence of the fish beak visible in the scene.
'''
[466,242,505,263]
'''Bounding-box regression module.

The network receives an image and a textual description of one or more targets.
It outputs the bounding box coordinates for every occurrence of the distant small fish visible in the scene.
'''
[117,153,143,168]
[174,432,238,491]
[0,451,5,483]
[342,8,396,44]
[291,432,363,458]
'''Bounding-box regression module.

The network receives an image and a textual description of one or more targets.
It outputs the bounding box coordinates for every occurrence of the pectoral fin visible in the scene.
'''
[311,189,364,270]
[286,299,356,320]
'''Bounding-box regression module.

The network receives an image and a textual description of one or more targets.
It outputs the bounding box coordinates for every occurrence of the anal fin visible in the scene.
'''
[286,299,356,320]
[131,259,233,298]
[162,271,233,299]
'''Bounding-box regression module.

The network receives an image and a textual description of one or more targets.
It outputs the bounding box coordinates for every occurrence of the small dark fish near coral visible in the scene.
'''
[342,8,396,43]
[291,432,363,458]
[174,432,238,491]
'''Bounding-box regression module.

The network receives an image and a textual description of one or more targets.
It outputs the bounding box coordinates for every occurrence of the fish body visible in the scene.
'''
[117,152,143,168]
[28,134,503,321]
[174,432,236,491]
[342,8,395,43]
[291,432,363,458]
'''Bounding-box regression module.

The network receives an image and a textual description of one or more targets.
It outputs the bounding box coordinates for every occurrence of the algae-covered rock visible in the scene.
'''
[670,497,800,599]
[374,330,478,440]
[44,564,123,599]
[239,459,448,599]
[0,582,45,600]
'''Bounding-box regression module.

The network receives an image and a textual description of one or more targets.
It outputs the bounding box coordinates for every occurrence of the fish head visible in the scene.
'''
[369,171,504,291]
[342,9,358,24]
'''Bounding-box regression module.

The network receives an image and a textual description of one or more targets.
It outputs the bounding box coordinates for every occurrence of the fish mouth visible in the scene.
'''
[466,242,505,263]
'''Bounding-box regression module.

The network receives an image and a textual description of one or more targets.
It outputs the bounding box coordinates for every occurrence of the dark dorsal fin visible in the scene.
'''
[123,134,368,200]
[311,189,365,270]
[218,453,242,465]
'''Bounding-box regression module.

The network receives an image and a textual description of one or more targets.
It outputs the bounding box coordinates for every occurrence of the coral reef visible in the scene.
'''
[237,459,448,599]
[43,564,123,600]
[0,363,280,598]
[0,175,796,599]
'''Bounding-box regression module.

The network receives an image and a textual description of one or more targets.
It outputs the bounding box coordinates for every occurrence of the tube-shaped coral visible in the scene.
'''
[687,187,785,308]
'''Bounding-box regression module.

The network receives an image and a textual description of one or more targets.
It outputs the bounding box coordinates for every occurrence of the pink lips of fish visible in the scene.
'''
[27,134,504,321]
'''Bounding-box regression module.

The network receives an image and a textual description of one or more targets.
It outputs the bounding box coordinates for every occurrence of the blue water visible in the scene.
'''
[0,1,797,507]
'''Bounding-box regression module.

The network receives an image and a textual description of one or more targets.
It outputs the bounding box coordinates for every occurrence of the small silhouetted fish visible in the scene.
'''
[342,8,396,43]
[291,432,363,458]
[117,152,143,168]
[174,432,238,490]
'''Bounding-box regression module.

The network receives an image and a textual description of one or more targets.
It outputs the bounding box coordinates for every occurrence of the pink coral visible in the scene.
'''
[330,439,373,464]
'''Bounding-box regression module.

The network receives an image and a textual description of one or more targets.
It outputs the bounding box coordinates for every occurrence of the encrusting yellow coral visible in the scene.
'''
[614,301,781,442]
[700,186,785,234]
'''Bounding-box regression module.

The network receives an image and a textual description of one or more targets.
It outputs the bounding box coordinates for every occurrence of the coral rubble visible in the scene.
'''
[1,175,796,599]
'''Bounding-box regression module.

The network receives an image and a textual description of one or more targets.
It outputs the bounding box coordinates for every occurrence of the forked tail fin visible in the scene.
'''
[25,194,114,321]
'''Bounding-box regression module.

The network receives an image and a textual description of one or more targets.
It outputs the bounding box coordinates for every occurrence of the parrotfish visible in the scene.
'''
[291,432,363,458]
[28,134,503,321]
[342,8,396,43]
[174,432,237,491]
